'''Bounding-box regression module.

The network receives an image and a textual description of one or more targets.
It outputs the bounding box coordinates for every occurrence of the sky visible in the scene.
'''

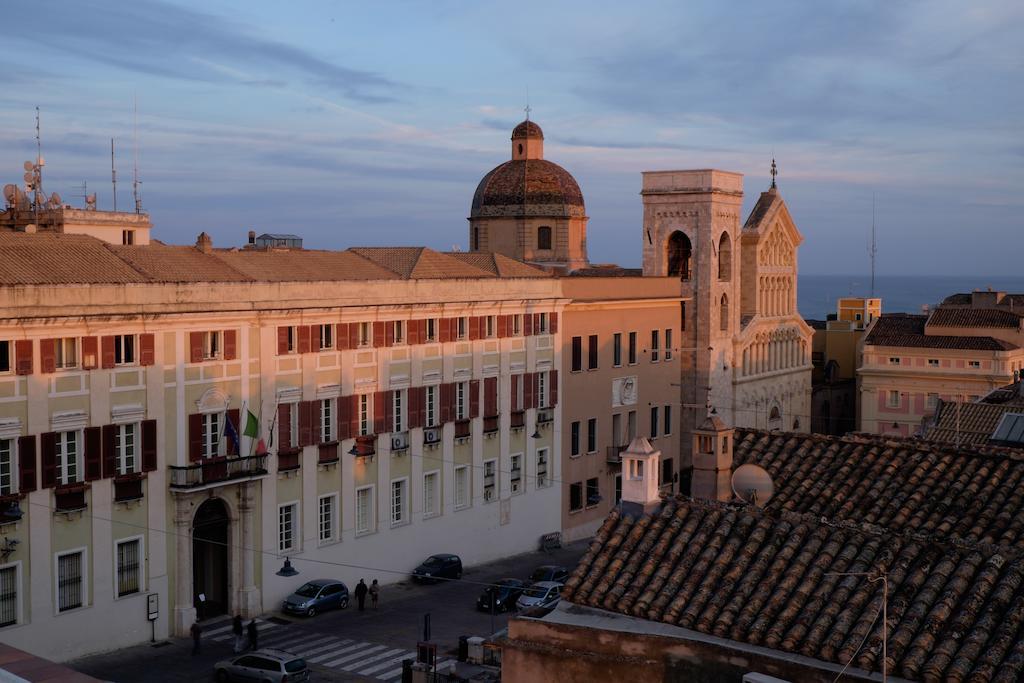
[1,0,1021,275]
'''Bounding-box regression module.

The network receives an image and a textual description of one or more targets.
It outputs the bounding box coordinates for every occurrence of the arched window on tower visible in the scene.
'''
[537,226,552,250]
[720,293,729,331]
[768,405,782,431]
[472,226,481,251]
[718,232,732,281]
[667,231,692,281]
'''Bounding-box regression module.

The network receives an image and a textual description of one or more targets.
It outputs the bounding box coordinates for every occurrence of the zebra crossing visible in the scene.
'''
[204,616,455,681]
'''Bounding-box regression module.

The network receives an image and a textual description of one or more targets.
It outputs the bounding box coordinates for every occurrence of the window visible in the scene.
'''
[538,372,548,409]
[667,231,692,280]
[455,465,469,509]
[538,313,549,334]
[203,331,221,360]
[356,486,374,534]
[318,324,333,351]
[358,322,371,347]
[56,431,80,485]
[664,405,672,436]
[718,232,732,280]
[537,226,552,250]
[457,317,468,340]
[0,439,14,496]
[359,395,371,436]
[472,226,480,250]
[122,229,135,245]
[665,329,673,361]
[615,475,622,504]
[613,333,622,367]
[588,335,598,370]
[320,399,334,442]
[425,386,437,427]
[0,340,10,374]
[423,471,439,518]
[586,478,600,507]
[0,564,16,627]
[587,418,597,453]
[571,421,580,456]
[571,337,583,372]
[284,326,296,354]
[512,315,523,336]
[56,337,78,370]
[57,550,84,612]
[926,393,939,411]
[286,405,299,449]
[569,482,583,512]
[628,332,637,364]
[485,316,497,338]
[888,357,901,365]
[114,335,135,365]
[650,406,659,438]
[651,330,660,362]
[720,294,729,331]
[510,454,523,494]
[928,358,939,367]
[115,538,141,597]
[680,301,687,331]
[202,413,221,458]
[393,321,405,345]
[484,459,497,502]
[661,458,674,488]
[318,494,336,543]
[393,390,405,432]
[969,360,981,369]
[855,313,862,321]
[116,424,138,475]
[887,390,901,408]
[425,318,437,343]
[628,410,637,440]
[536,449,549,487]
[391,479,407,525]
[278,503,297,552]
[455,382,468,420]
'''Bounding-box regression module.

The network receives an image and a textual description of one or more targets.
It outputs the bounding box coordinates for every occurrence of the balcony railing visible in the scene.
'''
[510,411,525,429]
[278,449,301,472]
[454,419,471,439]
[113,474,144,502]
[349,435,376,458]
[606,444,628,464]
[318,442,339,465]
[169,454,269,489]
[483,415,499,434]
[537,409,554,424]
[54,483,89,512]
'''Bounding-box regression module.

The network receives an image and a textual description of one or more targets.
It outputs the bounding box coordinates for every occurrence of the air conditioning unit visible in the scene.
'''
[424,427,440,444]
[483,488,494,501]
[391,432,409,451]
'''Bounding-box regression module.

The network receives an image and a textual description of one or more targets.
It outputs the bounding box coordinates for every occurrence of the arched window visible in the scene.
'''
[667,231,692,280]
[720,293,729,331]
[768,405,781,430]
[537,226,552,250]
[472,226,480,251]
[718,232,732,281]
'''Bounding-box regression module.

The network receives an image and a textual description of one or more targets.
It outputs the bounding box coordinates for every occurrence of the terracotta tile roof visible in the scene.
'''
[742,188,780,230]
[350,247,500,279]
[214,248,397,282]
[923,402,1021,446]
[865,314,1018,351]
[943,293,1024,308]
[109,244,255,283]
[927,307,1024,329]
[0,233,147,284]
[470,159,585,218]
[565,495,1024,682]
[568,266,644,277]
[444,252,550,278]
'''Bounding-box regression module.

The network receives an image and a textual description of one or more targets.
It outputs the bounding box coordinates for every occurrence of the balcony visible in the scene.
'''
[606,444,627,464]
[278,449,301,472]
[537,409,554,424]
[454,419,471,440]
[169,454,269,490]
[54,483,89,512]
[318,442,339,465]
[113,474,144,502]
[510,411,525,430]
[390,431,410,453]
[349,435,376,459]
[483,415,500,435]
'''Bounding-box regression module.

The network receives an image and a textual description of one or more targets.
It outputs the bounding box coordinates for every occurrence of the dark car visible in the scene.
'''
[529,565,570,584]
[412,554,463,583]
[477,578,527,613]
[282,579,349,617]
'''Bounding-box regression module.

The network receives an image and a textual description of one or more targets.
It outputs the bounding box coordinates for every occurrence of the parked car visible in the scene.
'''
[412,554,463,583]
[516,581,563,611]
[529,565,570,584]
[477,578,527,613]
[282,579,349,617]
[214,648,309,682]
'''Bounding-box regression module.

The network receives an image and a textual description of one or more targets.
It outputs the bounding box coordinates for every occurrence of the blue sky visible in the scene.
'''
[1,0,1021,275]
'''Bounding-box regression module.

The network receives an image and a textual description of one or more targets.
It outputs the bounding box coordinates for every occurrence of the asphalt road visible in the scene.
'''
[70,540,588,682]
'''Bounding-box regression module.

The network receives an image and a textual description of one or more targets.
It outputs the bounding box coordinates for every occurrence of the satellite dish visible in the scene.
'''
[23,160,33,172]
[3,184,15,202]
[23,172,34,185]
[49,192,61,207]
[731,464,774,507]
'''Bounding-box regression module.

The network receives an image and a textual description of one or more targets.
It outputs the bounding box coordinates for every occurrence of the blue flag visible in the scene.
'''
[223,413,241,455]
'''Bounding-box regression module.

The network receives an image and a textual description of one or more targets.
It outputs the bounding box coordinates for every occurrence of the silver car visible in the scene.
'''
[214,648,309,682]
[516,580,564,610]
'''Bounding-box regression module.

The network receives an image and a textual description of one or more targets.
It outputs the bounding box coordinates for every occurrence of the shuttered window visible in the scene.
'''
[0,439,14,495]
[278,503,297,552]
[356,486,373,534]
[454,465,469,509]
[423,471,439,518]
[202,413,221,458]
[0,565,17,627]
[116,539,141,597]
[318,495,336,543]
[391,479,407,525]
[56,431,80,485]
[117,424,138,474]
[57,551,83,612]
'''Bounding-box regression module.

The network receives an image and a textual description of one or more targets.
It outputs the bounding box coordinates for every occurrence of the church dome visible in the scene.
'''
[511,120,544,140]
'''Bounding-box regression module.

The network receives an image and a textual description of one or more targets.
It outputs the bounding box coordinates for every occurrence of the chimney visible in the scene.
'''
[620,436,662,515]
[195,232,213,254]
[690,411,734,501]
[248,230,256,245]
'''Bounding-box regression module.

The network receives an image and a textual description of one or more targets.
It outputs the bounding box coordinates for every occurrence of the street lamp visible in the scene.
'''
[276,558,299,577]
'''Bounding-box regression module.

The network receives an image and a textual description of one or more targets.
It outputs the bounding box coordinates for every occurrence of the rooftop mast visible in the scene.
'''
[869,194,878,298]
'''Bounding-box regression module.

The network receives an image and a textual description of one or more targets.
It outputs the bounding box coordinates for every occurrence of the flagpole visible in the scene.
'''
[240,399,249,456]
[267,399,279,452]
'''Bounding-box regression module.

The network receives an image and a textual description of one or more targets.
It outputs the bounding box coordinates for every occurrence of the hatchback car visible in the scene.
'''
[529,565,570,584]
[477,578,527,613]
[516,581,563,611]
[282,579,349,617]
[214,648,309,682]
[412,554,463,583]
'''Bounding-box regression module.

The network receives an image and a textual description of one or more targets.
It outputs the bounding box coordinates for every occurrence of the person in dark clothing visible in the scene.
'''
[247,619,258,650]
[232,615,245,653]
[369,579,380,609]
[354,579,368,611]
[190,621,202,656]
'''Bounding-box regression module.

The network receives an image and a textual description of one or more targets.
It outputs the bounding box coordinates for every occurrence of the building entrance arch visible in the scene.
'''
[193,498,230,619]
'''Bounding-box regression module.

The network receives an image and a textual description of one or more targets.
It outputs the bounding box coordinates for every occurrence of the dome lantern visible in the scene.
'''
[511,120,544,161]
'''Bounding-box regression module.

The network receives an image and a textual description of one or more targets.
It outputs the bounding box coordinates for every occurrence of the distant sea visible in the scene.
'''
[797,275,1024,321]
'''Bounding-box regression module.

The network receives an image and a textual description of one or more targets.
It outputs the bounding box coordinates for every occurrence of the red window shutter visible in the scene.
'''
[40,338,56,374]
[81,336,98,370]
[469,380,480,419]
[497,316,508,338]
[466,317,478,341]
[419,319,428,344]
[226,408,240,454]
[407,320,420,345]
[40,432,56,488]
[100,336,116,369]
[297,326,311,354]
[385,390,395,432]
[14,340,32,375]
[439,318,452,343]
[223,329,237,360]
[373,322,386,348]
[386,322,397,347]
[298,401,314,447]
[550,370,559,407]
[511,374,520,411]
[524,314,533,336]
[17,435,36,492]
[550,312,559,334]
[373,391,387,435]
[337,395,351,441]
[139,333,155,366]
[141,419,158,472]
[337,323,349,351]
[534,314,542,335]
[524,372,535,410]
[351,395,361,438]
[278,404,292,449]
[189,332,204,363]
[439,383,452,424]
[102,424,118,478]
[188,413,204,461]
[277,326,290,355]
[84,426,102,481]
[484,377,498,416]
[408,387,423,430]
[349,324,360,349]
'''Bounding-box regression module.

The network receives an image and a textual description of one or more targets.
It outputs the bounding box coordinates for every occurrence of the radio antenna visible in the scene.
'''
[110,138,117,212]
[132,95,142,214]
[868,193,877,298]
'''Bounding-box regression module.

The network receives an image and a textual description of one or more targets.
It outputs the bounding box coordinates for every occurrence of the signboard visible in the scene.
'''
[147,593,159,621]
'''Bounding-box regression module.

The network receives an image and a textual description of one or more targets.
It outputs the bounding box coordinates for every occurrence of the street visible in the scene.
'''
[70,540,588,682]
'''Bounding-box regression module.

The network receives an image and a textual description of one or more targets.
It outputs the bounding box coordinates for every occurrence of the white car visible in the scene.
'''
[515,580,563,610]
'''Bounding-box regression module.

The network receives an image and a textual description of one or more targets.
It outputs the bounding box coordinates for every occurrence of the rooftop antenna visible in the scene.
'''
[110,138,117,212]
[868,194,877,298]
[132,95,142,214]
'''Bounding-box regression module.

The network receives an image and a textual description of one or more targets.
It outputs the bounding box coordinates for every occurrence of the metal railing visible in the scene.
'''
[606,444,627,464]
[169,454,268,489]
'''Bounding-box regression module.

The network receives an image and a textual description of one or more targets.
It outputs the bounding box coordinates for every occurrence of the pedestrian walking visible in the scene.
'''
[190,621,202,656]
[232,615,245,653]
[247,619,259,651]
[369,579,380,609]
[355,578,368,611]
